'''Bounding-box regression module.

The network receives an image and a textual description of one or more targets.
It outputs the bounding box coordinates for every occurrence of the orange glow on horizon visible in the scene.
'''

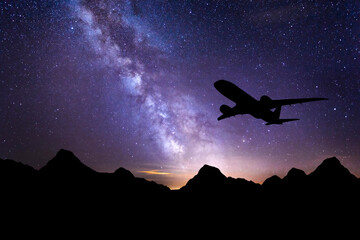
[137,170,172,175]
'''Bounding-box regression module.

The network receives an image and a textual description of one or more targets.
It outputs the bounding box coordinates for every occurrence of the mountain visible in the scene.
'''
[39,149,98,178]
[308,157,357,183]
[1,150,359,228]
[180,157,359,197]
[260,157,360,201]
[282,168,308,191]
[0,149,170,198]
[114,167,135,180]
[283,168,307,183]
[307,157,359,197]
[180,164,259,197]
[0,158,37,187]
[38,149,170,193]
[180,164,227,193]
[1,150,359,202]
[111,166,170,193]
[262,175,282,189]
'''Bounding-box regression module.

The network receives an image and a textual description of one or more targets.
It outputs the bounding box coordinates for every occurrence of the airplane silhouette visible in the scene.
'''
[214,80,328,125]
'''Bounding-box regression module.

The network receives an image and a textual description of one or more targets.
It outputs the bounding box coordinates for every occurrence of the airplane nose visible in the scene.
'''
[214,79,226,89]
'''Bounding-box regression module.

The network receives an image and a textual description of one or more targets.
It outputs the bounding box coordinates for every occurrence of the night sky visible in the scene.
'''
[1,0,360,189]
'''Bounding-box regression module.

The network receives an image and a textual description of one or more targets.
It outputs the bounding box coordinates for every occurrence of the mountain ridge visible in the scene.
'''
[1,150,359,195]
[2,149,360,223]
[39,149,98,178]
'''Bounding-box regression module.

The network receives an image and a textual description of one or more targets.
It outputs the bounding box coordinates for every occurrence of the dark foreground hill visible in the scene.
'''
[1,149,360,222]
[2,148,360,235]
[1,150,360,199]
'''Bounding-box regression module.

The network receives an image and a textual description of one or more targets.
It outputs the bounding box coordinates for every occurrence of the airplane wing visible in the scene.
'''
[267,98,328,109]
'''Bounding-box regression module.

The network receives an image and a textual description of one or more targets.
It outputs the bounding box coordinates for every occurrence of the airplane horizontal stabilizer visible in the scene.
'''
[217,115,227,121]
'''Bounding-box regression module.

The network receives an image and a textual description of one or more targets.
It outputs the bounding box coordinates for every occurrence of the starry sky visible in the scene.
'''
[1,0,360,189]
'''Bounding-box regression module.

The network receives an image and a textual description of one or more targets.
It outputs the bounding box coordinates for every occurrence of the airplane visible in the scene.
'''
[214,79,328,125]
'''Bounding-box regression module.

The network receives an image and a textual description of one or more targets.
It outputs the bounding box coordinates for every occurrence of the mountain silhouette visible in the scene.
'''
[283,168,307,183]
[0,158,37,180]
[306,157,359,198]
[0,149,169,200]
[261,175,283,197]
[1,150,359,212]
[114,167,135,179]
[261,156,358,190]
[2,152,357,234]
[309,157,357,183]
[259,157,360,203]
[180,164,227,193]
[262,174,282,188]
[180,164,259,200]
[0,158,37,193]
[39,149,98,178]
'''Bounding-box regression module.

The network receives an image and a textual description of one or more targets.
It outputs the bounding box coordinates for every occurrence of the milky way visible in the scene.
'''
[72,0,226,181]
[1,0,360,188]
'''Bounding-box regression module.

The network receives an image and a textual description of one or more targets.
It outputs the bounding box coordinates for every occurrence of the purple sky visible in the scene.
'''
[1,0,360,188]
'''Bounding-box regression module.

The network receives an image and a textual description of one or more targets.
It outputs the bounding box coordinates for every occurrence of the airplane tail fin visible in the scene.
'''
[274,106,281,119]
[266,118,299,125]
[266,106,299,125]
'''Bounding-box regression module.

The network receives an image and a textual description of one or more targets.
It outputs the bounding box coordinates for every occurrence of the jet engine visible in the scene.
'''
[220,104,232,114]
[260,95,272,106]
